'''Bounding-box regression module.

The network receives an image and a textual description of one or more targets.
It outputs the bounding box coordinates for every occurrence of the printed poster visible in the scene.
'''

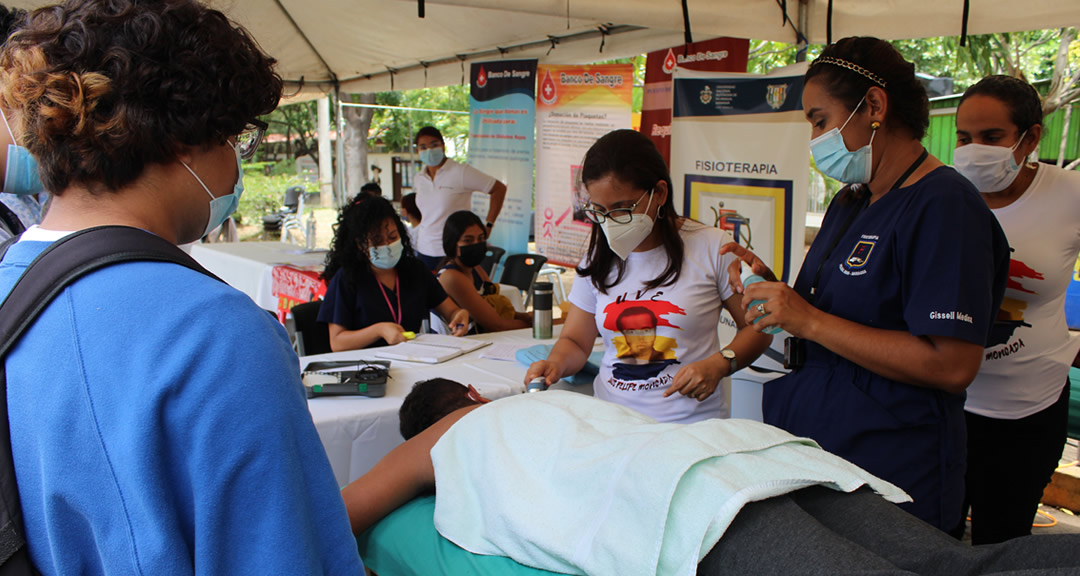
[534,63,633,266]
[469,60,537,257]
[670,63,810,285]
[641,37,749,166]
[671,63,810,350]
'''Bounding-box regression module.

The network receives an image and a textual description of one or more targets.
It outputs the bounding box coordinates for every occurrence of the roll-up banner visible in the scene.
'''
[469,59,537,257]
[641,38,749,167]
[534,63,634,266]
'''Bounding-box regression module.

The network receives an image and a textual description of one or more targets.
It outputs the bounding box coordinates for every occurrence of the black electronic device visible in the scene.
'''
[303,360,390,399]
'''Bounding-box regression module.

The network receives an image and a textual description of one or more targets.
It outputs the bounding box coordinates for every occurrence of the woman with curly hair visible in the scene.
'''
[320,195,469,350]
[0,0,363,573]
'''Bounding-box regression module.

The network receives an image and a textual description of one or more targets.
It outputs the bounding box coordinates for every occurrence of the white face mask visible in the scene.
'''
[600,189,655,260]
[953,131,1027,193]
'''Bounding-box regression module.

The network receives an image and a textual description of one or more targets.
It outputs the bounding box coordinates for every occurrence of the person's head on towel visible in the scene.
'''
[399,379,489,440]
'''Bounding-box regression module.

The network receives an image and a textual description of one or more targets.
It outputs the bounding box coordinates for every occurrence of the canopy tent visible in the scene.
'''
[10,0,1079,96]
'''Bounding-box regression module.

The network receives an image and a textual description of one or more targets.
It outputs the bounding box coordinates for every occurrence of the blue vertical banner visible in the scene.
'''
[469,59,537,257]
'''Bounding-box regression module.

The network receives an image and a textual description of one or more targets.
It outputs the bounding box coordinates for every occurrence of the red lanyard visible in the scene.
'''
[376,274,402,325]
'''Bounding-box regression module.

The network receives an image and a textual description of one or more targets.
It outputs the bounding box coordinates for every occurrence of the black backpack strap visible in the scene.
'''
[0,204,23,240]
[0,226,220,358]
[0,226,220,573]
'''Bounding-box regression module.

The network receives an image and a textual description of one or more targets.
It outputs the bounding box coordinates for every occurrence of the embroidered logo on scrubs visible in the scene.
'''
[845,240,875,269]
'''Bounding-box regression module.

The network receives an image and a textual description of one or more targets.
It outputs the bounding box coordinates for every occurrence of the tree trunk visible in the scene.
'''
[1042,28,1079,117]
[343,93,376,202]
[1059,103,1072,168]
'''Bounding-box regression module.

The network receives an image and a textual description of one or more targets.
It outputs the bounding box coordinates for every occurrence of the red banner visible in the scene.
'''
[271,265,326,323]
[641,38,749,166]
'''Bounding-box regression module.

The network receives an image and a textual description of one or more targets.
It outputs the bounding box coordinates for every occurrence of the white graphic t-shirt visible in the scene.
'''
[569,220,738,423]
[966,164,1080,419]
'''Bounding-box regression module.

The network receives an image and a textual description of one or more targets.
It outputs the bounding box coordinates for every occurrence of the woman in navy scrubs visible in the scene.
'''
[723,37,1010,534]
[319,195,469,350]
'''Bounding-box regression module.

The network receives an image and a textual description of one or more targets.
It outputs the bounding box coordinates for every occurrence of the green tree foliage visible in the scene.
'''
[368,86,470,155]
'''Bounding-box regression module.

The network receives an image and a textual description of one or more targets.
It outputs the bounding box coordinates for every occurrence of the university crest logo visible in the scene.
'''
[845,240,875,269]
[699,84,713,105]
[766,83,788,110]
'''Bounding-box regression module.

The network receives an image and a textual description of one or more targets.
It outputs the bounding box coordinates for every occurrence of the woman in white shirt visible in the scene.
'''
[412,126,507,270]
[953,75,1080,545]
[525,129,772,424]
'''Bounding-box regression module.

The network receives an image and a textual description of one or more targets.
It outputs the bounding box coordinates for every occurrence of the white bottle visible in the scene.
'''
[304,211,317,250]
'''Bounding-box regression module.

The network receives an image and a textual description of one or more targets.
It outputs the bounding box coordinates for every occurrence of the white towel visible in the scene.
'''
[431,391,909,576]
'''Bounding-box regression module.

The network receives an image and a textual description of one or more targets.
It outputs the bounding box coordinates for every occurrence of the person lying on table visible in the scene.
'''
[319,195,469,350]
[343,379,1080,576]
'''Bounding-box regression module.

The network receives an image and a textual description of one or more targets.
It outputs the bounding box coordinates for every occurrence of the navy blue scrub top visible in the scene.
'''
[318,256,449,347]
[764,166,1009,532]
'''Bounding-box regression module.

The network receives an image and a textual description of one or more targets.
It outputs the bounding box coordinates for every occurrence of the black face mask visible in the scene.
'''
[459,242,487,267]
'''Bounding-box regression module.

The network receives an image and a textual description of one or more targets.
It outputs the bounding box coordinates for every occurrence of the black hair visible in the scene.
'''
[577,129,683,294]
[805,37,929,140]
[0,4,26,42]
[400,192,421,222]
[359,182,382,198]
[959,75,1044,138]
[399,378,476,440]
[0,0,282,194]
[414,125,444,146]
[615,306,658,331]
[439,210,485,269]
[322,195,413,290]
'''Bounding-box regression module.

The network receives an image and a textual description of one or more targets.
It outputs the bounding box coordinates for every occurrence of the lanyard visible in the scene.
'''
[808,148,928,304]
[376,274,402,325]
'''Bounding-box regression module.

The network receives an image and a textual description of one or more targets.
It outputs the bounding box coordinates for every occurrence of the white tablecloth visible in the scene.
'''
[190,242,328,310]
[304,326,561,487]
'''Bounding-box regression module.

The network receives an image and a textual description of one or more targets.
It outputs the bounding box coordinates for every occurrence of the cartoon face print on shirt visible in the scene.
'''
[603,299,683,381]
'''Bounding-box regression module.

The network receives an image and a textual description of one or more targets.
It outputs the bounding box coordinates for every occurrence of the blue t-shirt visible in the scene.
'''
[764,166,1009,531]
[0,239,363,575]
[319,256,448,347]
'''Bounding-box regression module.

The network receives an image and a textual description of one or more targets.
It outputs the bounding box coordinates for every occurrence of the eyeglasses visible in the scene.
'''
[234,119,268,160]
[582,189,653,224]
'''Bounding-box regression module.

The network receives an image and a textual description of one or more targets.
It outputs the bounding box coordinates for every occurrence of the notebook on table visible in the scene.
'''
[375,335,492,364]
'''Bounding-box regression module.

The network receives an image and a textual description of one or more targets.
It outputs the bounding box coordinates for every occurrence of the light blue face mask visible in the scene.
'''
[368,238,403,269]
[4,145,45,196]
[419,146,444,167]
[1,109,45,196]
[809,95,875,184]
[181,149,245,238]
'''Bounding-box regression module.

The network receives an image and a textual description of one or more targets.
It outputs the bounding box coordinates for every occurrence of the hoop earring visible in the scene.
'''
[658,205,666,219]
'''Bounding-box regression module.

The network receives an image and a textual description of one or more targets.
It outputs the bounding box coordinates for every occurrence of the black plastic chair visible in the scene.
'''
[480,245,506,279]
[262,185,306,238]
[498,253,548,309]
[291,300,331,356]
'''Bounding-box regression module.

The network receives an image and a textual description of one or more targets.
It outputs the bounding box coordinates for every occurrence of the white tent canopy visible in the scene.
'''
[9,0,1080,96]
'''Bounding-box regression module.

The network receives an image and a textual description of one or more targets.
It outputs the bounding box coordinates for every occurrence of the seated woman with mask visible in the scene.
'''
[319,195,469,350]
[436,210,531,333]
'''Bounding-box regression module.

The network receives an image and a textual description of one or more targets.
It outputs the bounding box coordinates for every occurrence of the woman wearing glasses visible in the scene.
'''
[0,0,362,572]
[524,129,772,424]
[412,126,508,270]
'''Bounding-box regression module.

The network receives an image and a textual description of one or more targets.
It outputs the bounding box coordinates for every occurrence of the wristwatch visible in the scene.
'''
[720,348,738,375]
[485,221,494,229]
